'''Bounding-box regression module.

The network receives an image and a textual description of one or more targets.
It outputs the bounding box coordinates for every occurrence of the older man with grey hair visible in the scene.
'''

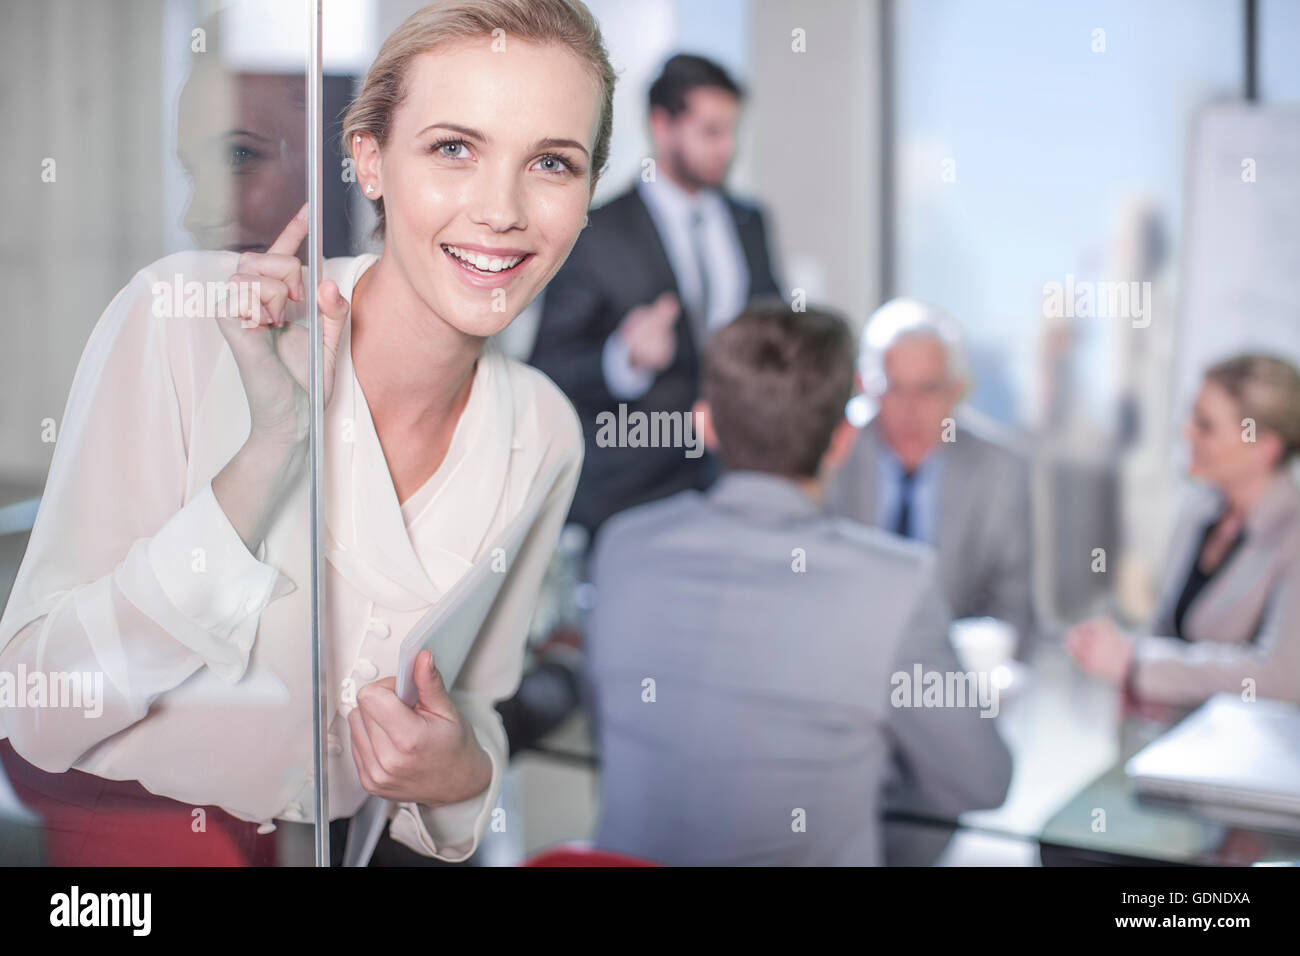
[826,298,1036,659]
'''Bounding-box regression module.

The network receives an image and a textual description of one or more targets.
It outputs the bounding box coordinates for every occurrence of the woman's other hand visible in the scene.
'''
[214,204,350,444]
[1064,615,1134,685]
[347,650,493,808]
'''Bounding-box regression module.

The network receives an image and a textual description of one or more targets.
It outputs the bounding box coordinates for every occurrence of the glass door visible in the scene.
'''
[0,0,320,866]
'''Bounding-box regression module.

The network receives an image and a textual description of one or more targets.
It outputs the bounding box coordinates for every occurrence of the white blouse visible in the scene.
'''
[0,249,583,861]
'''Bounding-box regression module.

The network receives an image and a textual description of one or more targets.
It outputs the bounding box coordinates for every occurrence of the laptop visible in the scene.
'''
[1125,693,1300,833]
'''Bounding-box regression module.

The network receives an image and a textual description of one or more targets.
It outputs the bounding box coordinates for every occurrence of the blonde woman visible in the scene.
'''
[0,0,614,864]
[1067,354,1300,707]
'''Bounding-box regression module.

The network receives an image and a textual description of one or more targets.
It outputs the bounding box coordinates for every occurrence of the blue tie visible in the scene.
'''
[894,469,917,539]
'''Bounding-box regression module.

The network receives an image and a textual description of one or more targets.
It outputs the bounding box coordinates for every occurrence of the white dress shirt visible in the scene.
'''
[0,249,583,861]
[602,175,750,400]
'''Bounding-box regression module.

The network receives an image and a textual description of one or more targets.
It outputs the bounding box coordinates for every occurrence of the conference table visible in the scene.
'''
[530,638,1300,866]
[948,642,1300,865]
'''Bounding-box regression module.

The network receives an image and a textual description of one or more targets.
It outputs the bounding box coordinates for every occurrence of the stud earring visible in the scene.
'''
[365,183,375,195]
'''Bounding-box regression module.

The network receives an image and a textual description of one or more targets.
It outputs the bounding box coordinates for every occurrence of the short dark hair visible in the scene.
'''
[701,301,856,478]
[648,53,743,117]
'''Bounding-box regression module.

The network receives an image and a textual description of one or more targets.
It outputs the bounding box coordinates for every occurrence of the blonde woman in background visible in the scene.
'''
[1067,354,1300,707]
[0,0,613,864]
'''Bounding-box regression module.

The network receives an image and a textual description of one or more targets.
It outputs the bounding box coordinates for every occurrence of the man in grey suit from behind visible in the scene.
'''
[585,302,1013,866]
[825,299,1036,660]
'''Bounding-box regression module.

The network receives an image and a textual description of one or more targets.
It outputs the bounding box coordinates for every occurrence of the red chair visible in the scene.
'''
[522,842,660,866]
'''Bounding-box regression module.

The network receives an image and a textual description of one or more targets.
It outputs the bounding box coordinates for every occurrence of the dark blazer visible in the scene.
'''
[528,184,782,537]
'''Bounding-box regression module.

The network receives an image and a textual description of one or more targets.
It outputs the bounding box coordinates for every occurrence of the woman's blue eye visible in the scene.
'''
[536,155,571,174]
[430,139,470,158]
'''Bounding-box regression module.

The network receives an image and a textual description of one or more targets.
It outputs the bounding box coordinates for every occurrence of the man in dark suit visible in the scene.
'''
[528,54,782,538]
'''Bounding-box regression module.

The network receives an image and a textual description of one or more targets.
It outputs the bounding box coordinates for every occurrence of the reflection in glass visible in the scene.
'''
[0,0,312,865]
[178,56,307,256]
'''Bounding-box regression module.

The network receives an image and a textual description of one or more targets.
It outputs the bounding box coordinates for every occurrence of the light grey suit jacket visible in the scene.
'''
[824,415,1035,656]
[1133,469,1300,706]
[585,470,1013,866]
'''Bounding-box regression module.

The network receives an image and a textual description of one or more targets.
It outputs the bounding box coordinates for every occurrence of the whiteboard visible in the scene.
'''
[1176,104,1300,416]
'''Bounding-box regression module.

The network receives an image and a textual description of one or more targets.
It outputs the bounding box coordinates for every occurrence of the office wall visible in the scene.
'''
[0,0,173,488]
[746,0,884,329]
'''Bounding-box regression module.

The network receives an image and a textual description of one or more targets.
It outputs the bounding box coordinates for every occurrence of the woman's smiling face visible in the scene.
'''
[359,39,601,336]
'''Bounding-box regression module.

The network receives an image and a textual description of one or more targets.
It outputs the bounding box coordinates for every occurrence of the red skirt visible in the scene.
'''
[0,738,278,866]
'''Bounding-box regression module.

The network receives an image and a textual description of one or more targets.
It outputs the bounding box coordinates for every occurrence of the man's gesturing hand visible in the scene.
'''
[619,291,681,373]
